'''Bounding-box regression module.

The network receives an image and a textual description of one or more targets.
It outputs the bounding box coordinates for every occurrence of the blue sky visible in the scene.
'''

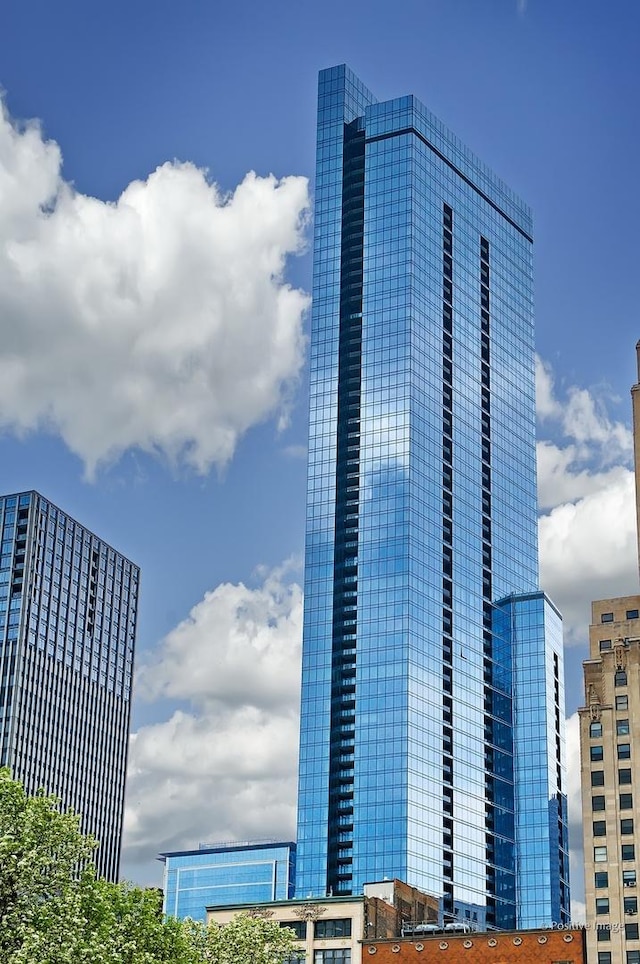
[1,0,639,909]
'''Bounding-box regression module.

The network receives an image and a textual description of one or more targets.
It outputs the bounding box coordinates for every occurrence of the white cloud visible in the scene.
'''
[536,356,632,484]
[537,440,631,511]
[122,566,303,882]
[539,469,637,644]
[0,99,310,477]
[536,356,638,643]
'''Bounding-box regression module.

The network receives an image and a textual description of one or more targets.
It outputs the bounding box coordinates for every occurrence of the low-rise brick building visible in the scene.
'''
[363,928,585,964]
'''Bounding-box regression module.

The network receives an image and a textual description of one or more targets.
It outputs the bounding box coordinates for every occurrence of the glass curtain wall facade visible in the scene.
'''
[0,490,138,881]
[160,841,296,921]
[296,65,569,928]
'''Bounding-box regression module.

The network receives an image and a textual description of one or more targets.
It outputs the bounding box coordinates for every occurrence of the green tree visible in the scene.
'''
[0,769,299,963]
[201,913,300,964]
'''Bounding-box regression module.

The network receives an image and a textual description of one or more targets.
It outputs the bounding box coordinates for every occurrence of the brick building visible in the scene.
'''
[363,928,585,964]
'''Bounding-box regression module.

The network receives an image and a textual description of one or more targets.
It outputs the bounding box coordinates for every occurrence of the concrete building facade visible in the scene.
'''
[207,879,439,964]
[579,345,640,964]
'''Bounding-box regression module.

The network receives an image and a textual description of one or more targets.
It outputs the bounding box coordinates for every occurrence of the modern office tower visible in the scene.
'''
[579,346,640,964]
[160,840,297,921]
[0,490,138,881]
[296,65,569,929]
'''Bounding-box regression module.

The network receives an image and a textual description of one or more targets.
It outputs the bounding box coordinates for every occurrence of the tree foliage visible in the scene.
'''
[0,769,299,963]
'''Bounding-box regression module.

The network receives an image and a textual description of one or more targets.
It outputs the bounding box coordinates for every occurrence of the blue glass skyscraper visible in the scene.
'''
[296,66,569,929]
[0,490,138,881]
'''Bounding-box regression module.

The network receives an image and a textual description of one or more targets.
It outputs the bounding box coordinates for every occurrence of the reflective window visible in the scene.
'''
[596,897,610,915]
[624,870,637,887]
[315,920,352,939]
[281,921,306,940]
[622,819,635,835]
[621,794,634,810]
[616,671,628,687]
[623,845,636,861]
[620,769,633,785]
[592,773,605,788]
[626,924,639,941]
[599,640,612,652]
[625,898,638,915]
[627,952,640,964]
[595,871,609,888]
[617,696,629,711]
[590,722,603,738]
[593,821,607,837]
[619,745,632,760]
[627,611,639,620]
[597,926,611,942]
[601,613,614,623]
[591,746,604,761]
[618,720,631,736]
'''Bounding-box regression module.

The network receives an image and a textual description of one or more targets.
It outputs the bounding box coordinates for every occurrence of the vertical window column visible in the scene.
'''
[442,202,455,916]
[327,121,365,896]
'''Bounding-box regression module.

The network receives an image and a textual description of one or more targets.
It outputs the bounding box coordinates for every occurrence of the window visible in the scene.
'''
[628,953,640,964]
[595,871,609,888]
[595,846,608,862]
[620,769,633,785]
[593,795,606,810]
[591,746,604,761]
[626,923,639,940]
[619,744,632,759]
[618,720,631,736]
[280,921,306,940]
[315,919,352,939]
[622,819,635,835]
[600,639,613,652]
[624,870,637,887]
[597,925,611,942]
[623,845,636,861]
[314,952,351,964]
[598,954,612,964]
[618,695,630,711]
[621,794,634,810]
[627,610,639,620]
[596,897,610,915]
[592,772,605,788]
[593,820,607,836]
[601,613,614,623]
[285,956,306,964]
[625,897,638,914]
[591,721,604,738]
[616,670,628,686]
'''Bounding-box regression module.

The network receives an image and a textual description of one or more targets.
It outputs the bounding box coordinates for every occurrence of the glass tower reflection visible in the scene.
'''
[0,490,138,881]
[296,66,569,928]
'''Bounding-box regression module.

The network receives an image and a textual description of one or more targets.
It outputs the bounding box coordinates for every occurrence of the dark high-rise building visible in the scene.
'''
[0,490,138,880]
[296,65,569,928]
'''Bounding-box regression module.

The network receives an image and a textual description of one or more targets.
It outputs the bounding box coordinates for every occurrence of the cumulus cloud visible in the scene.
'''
[536,357,632,509]
[540,470,637,645]
[122,565,303,882]
[536,357,638,643]
[0,100,310,476]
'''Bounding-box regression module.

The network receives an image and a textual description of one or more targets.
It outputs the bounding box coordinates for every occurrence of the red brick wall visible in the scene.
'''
[363,928,585,964]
